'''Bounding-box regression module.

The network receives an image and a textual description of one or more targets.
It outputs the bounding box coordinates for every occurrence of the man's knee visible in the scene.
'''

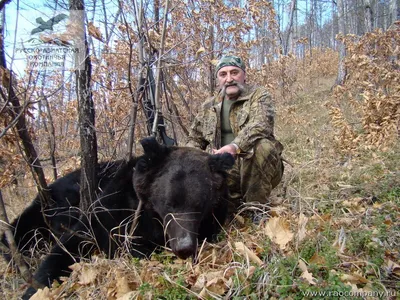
[227,139,284,206]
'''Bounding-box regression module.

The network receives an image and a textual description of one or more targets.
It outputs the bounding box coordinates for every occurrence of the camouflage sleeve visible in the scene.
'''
[232,87,275,152]
[185,103,209,150]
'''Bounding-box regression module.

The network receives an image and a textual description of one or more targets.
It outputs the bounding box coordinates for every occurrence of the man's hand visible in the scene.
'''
[212,144,237,156]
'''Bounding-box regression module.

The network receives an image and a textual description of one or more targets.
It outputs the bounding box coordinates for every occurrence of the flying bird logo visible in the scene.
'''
[31,13,68,35]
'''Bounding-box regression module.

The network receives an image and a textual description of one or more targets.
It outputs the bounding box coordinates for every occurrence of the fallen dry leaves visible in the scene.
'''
[385,259,400,277]
[234,242,263,266]
[296,213,309,243]
[298,259,317,285]
[22,190,400,300]
[264,216,294,250]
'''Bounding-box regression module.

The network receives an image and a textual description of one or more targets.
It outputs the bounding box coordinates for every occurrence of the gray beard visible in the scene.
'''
[220,83,245,99]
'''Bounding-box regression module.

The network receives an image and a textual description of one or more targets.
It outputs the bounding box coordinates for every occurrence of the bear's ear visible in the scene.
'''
[140,137,170,158]
[208,153,235,173]
[137,137,170,172]
[140,137,167,155]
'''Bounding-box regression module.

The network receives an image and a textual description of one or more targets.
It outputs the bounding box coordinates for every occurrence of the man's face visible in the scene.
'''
[217,66,246,100]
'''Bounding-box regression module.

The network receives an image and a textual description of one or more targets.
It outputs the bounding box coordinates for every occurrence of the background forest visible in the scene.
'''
[0,0,399,299]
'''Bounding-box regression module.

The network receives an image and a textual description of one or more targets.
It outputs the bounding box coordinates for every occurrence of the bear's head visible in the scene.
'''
[133,137,235,259]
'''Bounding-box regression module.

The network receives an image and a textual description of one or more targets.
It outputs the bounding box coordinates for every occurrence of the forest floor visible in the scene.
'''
[1,75,399,299]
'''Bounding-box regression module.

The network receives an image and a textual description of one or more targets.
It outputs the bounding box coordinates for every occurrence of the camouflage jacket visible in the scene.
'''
[186,85,277,152]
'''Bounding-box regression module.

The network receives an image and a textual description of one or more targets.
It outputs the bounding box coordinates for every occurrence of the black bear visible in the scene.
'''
[1,137,235,299]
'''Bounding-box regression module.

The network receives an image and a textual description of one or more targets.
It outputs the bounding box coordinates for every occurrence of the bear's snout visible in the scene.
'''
[172,232,198,259]
[165,215,199,259]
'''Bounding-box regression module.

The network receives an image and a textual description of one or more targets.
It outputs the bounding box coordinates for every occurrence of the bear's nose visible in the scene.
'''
[173,234,197,259]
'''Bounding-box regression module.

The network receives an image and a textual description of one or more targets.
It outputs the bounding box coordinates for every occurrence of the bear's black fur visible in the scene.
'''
[1,160,124,262]
[1,138,235,299]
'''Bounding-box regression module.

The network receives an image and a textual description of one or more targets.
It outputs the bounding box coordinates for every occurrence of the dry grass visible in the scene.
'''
[1,75,399,299]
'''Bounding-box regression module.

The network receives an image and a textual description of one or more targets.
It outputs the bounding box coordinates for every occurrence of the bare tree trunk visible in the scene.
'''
[336,0,347,85]
[126,0,143,160]
[344,0,349,33]
[331,0,336,50]
[374,0,379,29]
[151,0,170,137]
[0,9,50,207]
[154,0,160,32]
[389,0,400,25]
[69,0,98,212]
[294,1,298,54]
[364,0,374,32]
[208,22,215,95]
[39,73,58,180]
[284,0,297,55]
[308,0,315,58]
[43,95,57,180]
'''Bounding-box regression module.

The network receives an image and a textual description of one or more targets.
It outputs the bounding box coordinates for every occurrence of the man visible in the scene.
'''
[186,55,284,213]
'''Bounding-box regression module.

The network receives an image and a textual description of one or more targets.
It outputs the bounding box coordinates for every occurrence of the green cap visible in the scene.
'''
[215,55,246,75]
